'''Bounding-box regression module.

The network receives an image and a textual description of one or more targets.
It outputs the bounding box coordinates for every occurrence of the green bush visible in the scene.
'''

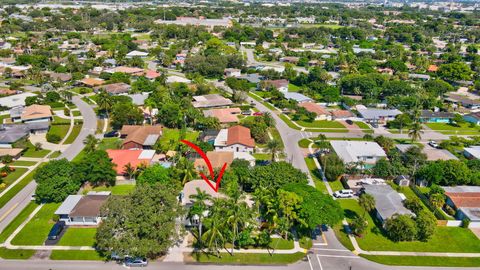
[46,133,61,143]
[462,218,470,228]
[1,155,12,164]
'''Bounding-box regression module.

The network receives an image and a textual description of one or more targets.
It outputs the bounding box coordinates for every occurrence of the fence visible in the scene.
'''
[410,184,452,220]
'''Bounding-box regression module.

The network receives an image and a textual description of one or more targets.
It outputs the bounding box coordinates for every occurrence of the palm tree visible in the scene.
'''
[61,90,73,102]
[266,139,281,162]
[226,201,252,254]
[96,90,113,117]
[178,158,196,185]
[358,193,375,218]
[315,134,329,150]
[189,189,212,248]
[201,199,225,256]
[408,121,424,142]
[262,112,275,127]
[429,193,445,216]
[83,134,99,153]
[123,163,136,180]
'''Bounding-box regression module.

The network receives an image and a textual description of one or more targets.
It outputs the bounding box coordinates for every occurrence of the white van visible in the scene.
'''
[333,189,354,198]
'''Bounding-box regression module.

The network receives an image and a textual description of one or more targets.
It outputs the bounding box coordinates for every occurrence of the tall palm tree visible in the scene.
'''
[202,198,225,256]
[96,90,113,117]
[189,189,212,248]
[266,139,281,162]
[408,121,424,142]
[430,193,445,216]
[123,163,136,180]
[358,193,375,218]
[262,112,275,127]
[178,158,196,185]
[226,201,252,254]
[83,134,99,153]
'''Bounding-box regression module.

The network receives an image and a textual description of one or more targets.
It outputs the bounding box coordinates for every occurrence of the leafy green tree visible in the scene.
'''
[188,188,212,248]
[34,159,74,183]
[350,215,367,236]
[438,62,473,82]
[319,154,345,182]
[96,183,183,258]
[385,214,418,242]
[76,150,116,186]
[83,134,99,153]
[404,197,423,215]
[358,193,375,218]
[110,102,144,130]
[250,162,308,191]
[137,164,176,189]
[35,175,81,203]
[96,90,114,117]
[416,210,436,241]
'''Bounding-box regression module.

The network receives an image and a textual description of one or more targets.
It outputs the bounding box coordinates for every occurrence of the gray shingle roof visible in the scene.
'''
[364,185,414,221]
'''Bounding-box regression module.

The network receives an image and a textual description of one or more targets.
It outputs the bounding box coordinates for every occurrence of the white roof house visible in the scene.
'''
[0,92,36,108]
[54,195,83,215]
[330,140,387,165]
[364,185,414,223]
[166,75,191,84]
[126,50,149,58]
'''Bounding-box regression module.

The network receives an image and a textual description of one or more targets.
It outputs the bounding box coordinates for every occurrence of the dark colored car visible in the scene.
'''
[345,119,353,125]
[104,130,119,138]
[47,221,65,241]
[124,257,148,267]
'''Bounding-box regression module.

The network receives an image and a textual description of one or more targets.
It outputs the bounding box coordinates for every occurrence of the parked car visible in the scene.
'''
[428,140,439,148]
[253,112,263,116]
[124,257,148,267]
[241,110,251,116]
[345,119,353,125]
[104,130,119,138]
[333,189,355,198]
[47,221,65,240]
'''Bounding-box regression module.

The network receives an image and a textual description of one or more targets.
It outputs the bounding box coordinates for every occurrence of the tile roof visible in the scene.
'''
[120,125,163,147]
[194,151,234,170]
[21,104,52,121]
[203,108,241,123]
[446,192,480,208]
[94,83,131,95]
[331,110,354,118]
[226,125,255,148]
[192,94,233,108]
[298,102,331,116]
[106,149,153,174]
[80,77,105,87]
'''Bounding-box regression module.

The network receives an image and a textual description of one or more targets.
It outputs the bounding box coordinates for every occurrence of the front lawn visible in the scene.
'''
[288,83,301,92]
[329,180,344,192]
[64,124,82,144]
[21,141,50,158]
[361,255,480,267]
[0,247,35,259]
[1,167,28,186]
[296,120,346,129]
[10,160,37,167]
[425,122,480,135]
[84,184,135,195]
[0,202,37,243]
[97,138,122,151]
[191,252,305,265]
[304,158,327,194]
[338,199,480,253]
[47,124,70,143]
[253,153,271,161]
[50,250,105,261]
[12,203,60,246]
[58,228,96,246]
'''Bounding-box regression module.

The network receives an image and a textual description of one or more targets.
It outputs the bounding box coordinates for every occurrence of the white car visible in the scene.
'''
[428,140,439,148]
[333,189,354,198]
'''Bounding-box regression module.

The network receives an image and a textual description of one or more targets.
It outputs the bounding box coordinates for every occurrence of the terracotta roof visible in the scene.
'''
[427,65,438,72]
[80,77,105,87]
[203,108,241,123]
[446,192,480,208]
[94,82,131,95]
[194,151,234,170]
[298,102,331,116]
[331,110,354,118]
[21,104,52,121]
[120,125,163,147]
[145,69,160,79]
[69,194,109,217]
[111,66,144,74]
[264,79,289,89]
[106,149,152,174]
[226,125,255,148]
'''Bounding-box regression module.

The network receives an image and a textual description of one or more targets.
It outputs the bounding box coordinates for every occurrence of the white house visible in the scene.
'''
[214,125,255,154]
[126,50,149,59]
[55,192,110,226]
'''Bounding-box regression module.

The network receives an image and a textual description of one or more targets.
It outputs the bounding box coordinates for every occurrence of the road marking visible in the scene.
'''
[313,243,327,246]
[321,233,328,245]
[307,254,314,270]
[313,248,351,252]
[316,253,324,270]
[0,203,19,222]
[317,254,359,259]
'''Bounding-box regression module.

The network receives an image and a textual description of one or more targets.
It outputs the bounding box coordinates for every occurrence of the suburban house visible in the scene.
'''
[79,77,105,87]
[194,151,255,172]
[443,186,480,228]
[0,148,23,159]
[445,93,480,110]
[106,149,155,175]
[19,104,52,123]
[54,192,110,226]
[224,68,241,78]
[181,180,226,207]
[214,125,255,154]
[419,110,455,123]
[357,108,402,125]
[0,124,30,148]
[203,108,241,124]
[237,74,264,84]
[283,92,313,103]
[126,50,149,59]
[279,56,299,64]
[330,140,387,168]
[298,102,332,121]
[363,184,414,224]
[0,92,36,108]
[331,110,354,119]
[261,79,289,92]
[120,125,163,150]
[94,82,131,95]
[192,94,233,108]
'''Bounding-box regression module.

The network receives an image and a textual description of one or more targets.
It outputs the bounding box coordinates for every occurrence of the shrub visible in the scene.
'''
[462,218,470,228]
[1,155,13,164]
[46,133,61,143]
[444,204,455,216]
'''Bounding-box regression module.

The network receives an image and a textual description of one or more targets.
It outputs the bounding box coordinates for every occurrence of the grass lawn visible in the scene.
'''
[299,236,312,250]
[83,184,135,195]
[361,255,480,267]
[425,122,480,135]
[296,119,346,129]
[72,111,82,117]
[304,158,327,194]
[53,116,71,125]
[97,138,122,151]
[58,228,96,246]
[0,114,10,124]
[50,151,62,158]
[338,199,480,253]
[50,250,105,261]
[288,83,301,92]
[224,238,294,250]
[0,168,38,209]
[329,180,344,192]
[0,202,37,243]
[158,128,199,150]
[22,141,50,158]
[268,127,284,148]
[300,23,343,29]
[48,124,70,143]
[191,252,305,264]
[0,247,35,259]
[12,203,60,246]
[354,121,373,133]
[1,167,28,186]
[253,153,271,161]
[10,160,37,167]
[64,124,82,144]
[278,114,301,130]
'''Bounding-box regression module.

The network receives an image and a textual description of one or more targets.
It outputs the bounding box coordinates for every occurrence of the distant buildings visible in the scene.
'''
[155,17,232,29]
[192,94,233,108]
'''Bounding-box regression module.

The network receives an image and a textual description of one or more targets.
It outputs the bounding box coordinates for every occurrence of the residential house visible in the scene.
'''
[0,124,30,148]
[298,102,332,121]
[331,110,354,120]
[280,56,299,65]
[145,70,161,80]
[107,66,144,76]
[408,74,431,81]
[182,180,226,207]
[55,192,110,226]
[155,17,233,29]
[214,125,255,154]
[224,68,241,78]
[464,112,480,125]
[194,151,234,171]
[352,45,375,54]
[203,108,241,124]
[445,93,480,110]
[419,110,455,123]
[443,186,480,228]
[262,79,289,92]
[427,65,439,72]
[120,125,163,150]
[126,50,149,59]
[94,83,131,95]
[0,148,23,159]
[357,108,402,125]
[330,140,387,168]
[283,92,313,103]
[20,105,52,123]
[192,94,233,108]
[0,92,36,108]
[237,73,263,84]
[80,77,105,87]
[363,185,414,224]
[464,146,480,160]
[106,149,155,175]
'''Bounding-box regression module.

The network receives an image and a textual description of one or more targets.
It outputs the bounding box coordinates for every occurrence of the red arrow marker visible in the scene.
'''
[180,140,227,192]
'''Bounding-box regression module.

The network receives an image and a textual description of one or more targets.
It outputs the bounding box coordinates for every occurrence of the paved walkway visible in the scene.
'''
[29,134,69,151]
